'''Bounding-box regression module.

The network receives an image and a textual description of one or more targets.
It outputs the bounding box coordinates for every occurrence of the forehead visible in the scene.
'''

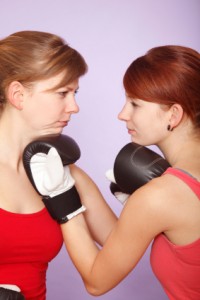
[127,96,166,109]
[31,72,79,92]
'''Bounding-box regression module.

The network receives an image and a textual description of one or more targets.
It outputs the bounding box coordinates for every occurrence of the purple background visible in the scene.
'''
[1,1,200,299]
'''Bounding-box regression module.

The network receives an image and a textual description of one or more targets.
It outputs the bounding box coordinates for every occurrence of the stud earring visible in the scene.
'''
[167,125,173,131]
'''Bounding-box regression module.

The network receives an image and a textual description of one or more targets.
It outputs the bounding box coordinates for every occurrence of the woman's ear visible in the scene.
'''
[7,81,24,110]
[169,103,184,130]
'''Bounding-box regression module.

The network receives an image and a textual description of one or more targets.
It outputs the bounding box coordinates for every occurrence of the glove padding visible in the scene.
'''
[108,142,170,202]
[0,285,25,300]
[23,134,86,223]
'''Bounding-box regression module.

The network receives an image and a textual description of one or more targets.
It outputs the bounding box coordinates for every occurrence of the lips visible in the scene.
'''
[58,120,69,127]
[127,128,136,135]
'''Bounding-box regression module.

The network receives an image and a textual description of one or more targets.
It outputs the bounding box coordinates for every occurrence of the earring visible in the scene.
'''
[167,125,173,131]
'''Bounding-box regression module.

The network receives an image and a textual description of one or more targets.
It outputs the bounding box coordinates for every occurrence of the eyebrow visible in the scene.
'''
[59,84,79,90]
[45,84,79,93]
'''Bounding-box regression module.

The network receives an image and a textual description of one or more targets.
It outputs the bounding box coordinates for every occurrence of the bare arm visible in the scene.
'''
[61,175,169,296]
[70,164,117,245]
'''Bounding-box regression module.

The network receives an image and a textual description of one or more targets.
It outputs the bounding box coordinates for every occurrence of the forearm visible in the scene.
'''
[61,211,133,296]
[61,214,101,295]
[70,164,117,245]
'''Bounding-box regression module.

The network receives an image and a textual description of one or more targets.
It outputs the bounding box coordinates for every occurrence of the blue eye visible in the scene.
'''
[58,89,78,97]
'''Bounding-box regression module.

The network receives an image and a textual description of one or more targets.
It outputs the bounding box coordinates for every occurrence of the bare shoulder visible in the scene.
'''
[116,176,173,239]
[121,172,200,236]
[127,170,199,209]
[124,175,175,214]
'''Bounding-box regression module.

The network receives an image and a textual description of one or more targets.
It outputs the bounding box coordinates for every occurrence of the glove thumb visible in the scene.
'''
[43,147,65,191]
[105,169,116,183]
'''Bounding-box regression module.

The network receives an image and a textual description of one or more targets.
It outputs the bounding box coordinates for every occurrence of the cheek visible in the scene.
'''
[129,110,141,123]
[149,108,165,125]
[136,112,153,128]
[139,112,162,135]
[33,105,57,122]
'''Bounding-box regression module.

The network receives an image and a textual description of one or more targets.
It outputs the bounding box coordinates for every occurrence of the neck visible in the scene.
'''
[157,128,200,169]
[0,110,33,168]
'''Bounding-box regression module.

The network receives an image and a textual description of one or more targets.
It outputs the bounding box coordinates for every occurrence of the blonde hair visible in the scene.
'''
[0,30,87,104]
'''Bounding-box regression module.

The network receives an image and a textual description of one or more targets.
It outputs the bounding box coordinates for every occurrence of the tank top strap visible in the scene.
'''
[163,167,200,199]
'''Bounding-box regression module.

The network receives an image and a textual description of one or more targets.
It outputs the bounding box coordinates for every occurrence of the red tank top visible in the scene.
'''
[0,207,63,299]
[150,168,200,300]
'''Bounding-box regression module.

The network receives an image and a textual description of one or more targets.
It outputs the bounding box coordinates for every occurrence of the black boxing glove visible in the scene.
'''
[107,142,170,203]
[0,285,25,300]
[23,134,86,223]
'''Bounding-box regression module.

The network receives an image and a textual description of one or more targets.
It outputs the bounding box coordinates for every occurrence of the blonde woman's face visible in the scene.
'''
[21,72,80,136]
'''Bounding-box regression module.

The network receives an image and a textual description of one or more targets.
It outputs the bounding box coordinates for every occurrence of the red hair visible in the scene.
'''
[123,45,200,128]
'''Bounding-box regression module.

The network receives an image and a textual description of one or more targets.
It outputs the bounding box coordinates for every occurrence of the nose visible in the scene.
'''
[65,94,79,114]
[118,102,130,122]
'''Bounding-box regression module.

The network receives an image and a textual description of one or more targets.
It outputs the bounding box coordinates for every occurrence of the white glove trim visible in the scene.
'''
[0,284,21,292]
[67,205,86,220]
[106,168,130,205]
[105,169,116,183]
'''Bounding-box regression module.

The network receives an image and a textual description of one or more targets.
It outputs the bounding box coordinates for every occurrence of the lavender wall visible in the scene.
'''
[1,0,200,299]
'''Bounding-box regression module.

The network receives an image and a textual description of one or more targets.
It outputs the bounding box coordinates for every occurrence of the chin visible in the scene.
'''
[42,128,64,137]
[131,137,148,146]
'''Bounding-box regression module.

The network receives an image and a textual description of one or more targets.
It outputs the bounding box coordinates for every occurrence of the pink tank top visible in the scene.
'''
[150,168,200,300]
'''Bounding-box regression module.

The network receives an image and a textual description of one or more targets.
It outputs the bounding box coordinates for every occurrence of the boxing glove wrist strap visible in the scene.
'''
[42,186,86,224]
[0,287,25,300]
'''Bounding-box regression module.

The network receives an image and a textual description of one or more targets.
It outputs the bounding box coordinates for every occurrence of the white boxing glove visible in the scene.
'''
[30,147,75,197]
[23,135,86,224]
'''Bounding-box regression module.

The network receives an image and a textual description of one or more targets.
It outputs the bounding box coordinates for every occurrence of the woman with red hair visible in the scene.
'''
[63,45,200,300]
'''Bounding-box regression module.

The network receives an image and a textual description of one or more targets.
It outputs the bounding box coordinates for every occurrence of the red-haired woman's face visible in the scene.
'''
[118,96,170,146]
